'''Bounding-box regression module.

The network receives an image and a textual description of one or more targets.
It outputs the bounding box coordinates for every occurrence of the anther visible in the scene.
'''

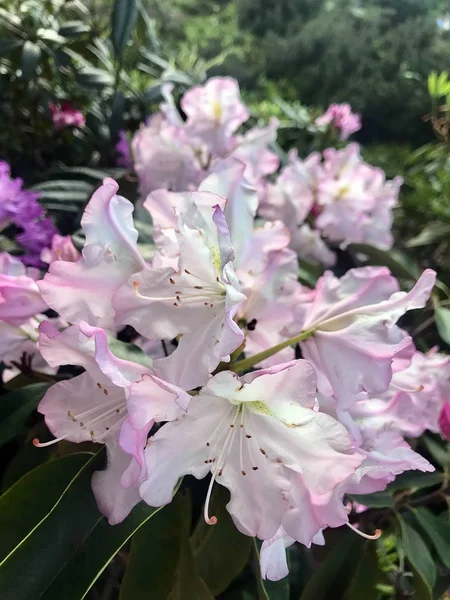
[170,278,175,284]
[246,434,252,439]
[260,448,266,455]
[96,383,102,389]
[241,471,246,476]
[103,389,108,396]
[252,466,258,471]
[206,442,210,447]
[194,286,203,289]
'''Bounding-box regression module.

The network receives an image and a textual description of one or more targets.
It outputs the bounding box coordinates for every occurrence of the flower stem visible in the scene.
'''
[231,329,316,374]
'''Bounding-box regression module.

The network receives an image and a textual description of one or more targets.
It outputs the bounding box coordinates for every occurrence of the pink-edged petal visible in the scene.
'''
[92,436,142,524]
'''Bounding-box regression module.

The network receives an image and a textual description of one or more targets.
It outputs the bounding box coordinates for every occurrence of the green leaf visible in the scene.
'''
[396,513,436,600]
[344,543,384,600]
[107,337,154,369]
[299,533,366,600]
[76,67,115,89]
[0,453,92,563]
[0,383,51,448]
[58,21,90,37]
[411,507,450,569]
[433,301,450,346]
[386,471,444,492]
[32,180,94,193]
[349,491,394,508]
[191,486,252,596]
[405,223,450,248]
[423,435,450,468]
[120,492,213,600]
[0,39,22,57]
[349,244,420,281]
[111,0,138,58]
[37,190,92,203]
[0,450,106,600]
[20,41,41,82]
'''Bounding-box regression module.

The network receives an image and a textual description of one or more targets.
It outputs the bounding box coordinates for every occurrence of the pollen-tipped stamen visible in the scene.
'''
[346,521,381,540]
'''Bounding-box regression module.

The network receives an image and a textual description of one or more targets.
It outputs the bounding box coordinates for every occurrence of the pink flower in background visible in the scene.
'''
[40,234,80,264]
[49,102,86,129]
[182,76,250,155]
[315,103,361,140]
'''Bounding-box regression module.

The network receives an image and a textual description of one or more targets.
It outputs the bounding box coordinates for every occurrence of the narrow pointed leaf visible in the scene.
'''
[0,383,50,448]
[411,507,450,569]
[111,0,138,58]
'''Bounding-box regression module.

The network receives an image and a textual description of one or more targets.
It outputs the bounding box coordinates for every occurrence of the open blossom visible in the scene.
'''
[36,321,190,524]
[315,103,361,140]
[115,190,246,390]
[182,76,250,155]
[140,361,363,540]
[38,178,145,330]
[286,266,436,405]
[49,102,85,129]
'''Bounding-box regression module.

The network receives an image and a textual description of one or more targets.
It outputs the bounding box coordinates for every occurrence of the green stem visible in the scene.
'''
[231,329,316,374]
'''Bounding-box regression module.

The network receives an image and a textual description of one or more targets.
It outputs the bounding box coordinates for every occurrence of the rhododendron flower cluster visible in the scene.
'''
[49,102,86,130]
[2,77,447,585]
[315,103,362,140]
[0,161,58,266]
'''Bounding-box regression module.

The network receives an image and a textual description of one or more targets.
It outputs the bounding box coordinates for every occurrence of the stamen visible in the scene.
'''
[391,382,424,393]
[346,522,381,540]
[204,474,218,526]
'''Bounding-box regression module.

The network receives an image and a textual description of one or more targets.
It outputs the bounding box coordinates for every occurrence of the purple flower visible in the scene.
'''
[115,130,133,168]
[0,161,58,265]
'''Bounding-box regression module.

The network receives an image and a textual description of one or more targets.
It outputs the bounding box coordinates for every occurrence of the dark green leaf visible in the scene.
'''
[405,223,450,248]
[386,471,444,492]
[120,492,213,600]
[191,486,252,596]
[411,507,450,569]
[0,383,50,447]
[76,67,115,89]
[58,21,90,37]
[299,533,366,600]
[423,436,450,467]
[111,0,139,58]
[20,41,41,82]
[0,39,22,57]
[0,453,92,563]
[40,500,163,600]
[433,301,450,346]
[32,180,94,193]
[349,244,420,280]
[345,543,384,600]
[38,190,91,202]
[110,90,125,139]
[0,450,106,600]
[397,513,436,600]
[349,491,394,508]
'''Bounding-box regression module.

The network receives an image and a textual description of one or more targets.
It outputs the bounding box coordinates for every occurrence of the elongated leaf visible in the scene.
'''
[349,491,393,508]
[433,301,450,346]
[411,508,450,569]
[76,67,114,89]
[423,436,450,468]
[191,486,252,596]
[300,533,366,600]
[20,41,41,82]
[111,0,138,58]
[40,501,163,600]
[0,453,92,563]
[349,244,420,280]
[38,190,91,202]
[0,383,50,447]
[58,21,90,37]
[386,471,444,492]
[0,39,22,57]
[0,450,106,600]
[405,223,450,248]
[397,513,436,600]
[345,543,383,600]
[32,180,94,193]
[120,492,213,600]
[107,338,154,369]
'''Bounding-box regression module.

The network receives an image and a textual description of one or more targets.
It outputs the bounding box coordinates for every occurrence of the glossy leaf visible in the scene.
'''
[386,471,444,492]
[191,486,252,596]
[299,533,366,600]
[120,492,213,600]
[107,338,154,369]
[111,0,138,58]
[76,67,115,89]
[344,543,383,600]
[423,435,450,468]
[433,301,450,346]
[349,491,393,508]
[405,223,450,248]
[411,508,450,569]
[20,41,41,82]
[396,513,436,600]
[0,383,50,448]
[0,453,92,563]
[0,450,106,600]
